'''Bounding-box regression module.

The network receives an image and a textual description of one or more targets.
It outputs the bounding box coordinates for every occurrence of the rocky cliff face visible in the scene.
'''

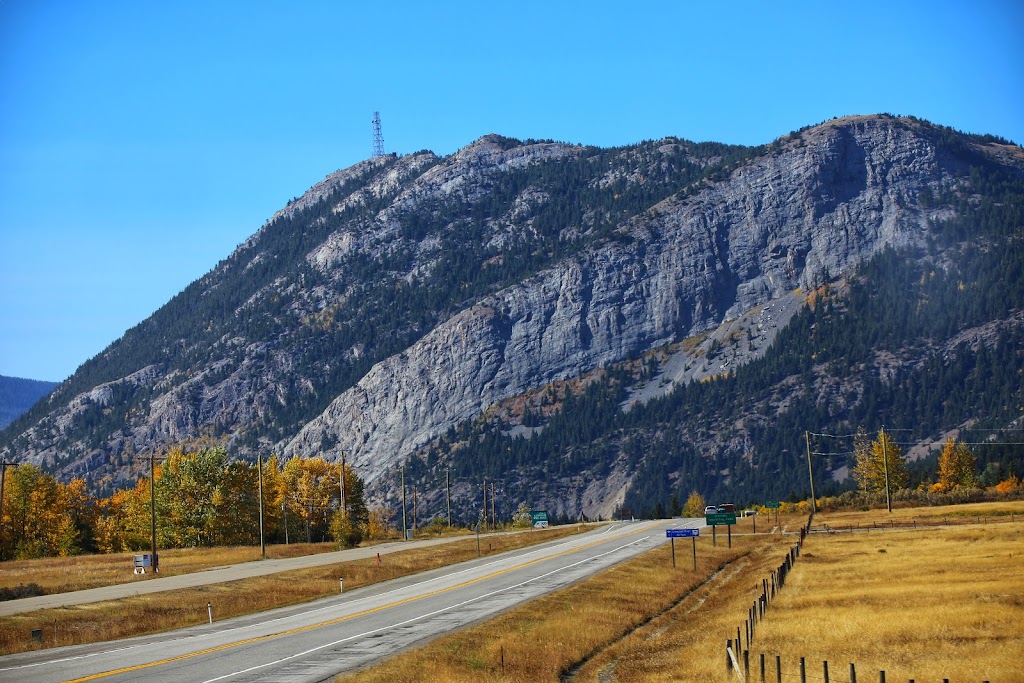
[283,117,960,484]
[1,115,1016,508]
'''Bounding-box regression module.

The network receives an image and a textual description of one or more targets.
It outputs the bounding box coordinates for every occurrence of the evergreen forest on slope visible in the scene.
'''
[412,161,1024,519]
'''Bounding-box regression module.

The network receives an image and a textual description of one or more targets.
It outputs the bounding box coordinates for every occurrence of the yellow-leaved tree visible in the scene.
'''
[682,491,706,517]
[283,456,338,544]
[0,465,93,559]
[934,437,977,492]
[852,428,908,495]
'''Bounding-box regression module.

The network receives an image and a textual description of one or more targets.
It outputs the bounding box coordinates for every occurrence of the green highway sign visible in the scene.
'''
[705,512,737,526]
[765,501,781,509]
[530,510,549,528]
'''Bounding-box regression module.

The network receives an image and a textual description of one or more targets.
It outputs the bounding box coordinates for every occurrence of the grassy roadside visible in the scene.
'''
[573,510,1024,682]
[0,525,588,655]
[335,530,793,683]
[752,517,1024,682]
[335,503,1024,683]
[0,541,343,596]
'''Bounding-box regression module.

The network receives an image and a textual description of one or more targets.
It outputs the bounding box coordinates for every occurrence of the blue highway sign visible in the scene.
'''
[666,528,700,538]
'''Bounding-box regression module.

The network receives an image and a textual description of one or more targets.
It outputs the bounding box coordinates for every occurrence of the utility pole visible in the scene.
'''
[339,453,347,518]
[413,487,417,535]
[490,482,496,529]
[150,452,159,572]
[805,431,817,514]
[446,468,451,529]
[881,426,892,514]
[257,453,265,559]
[482,479,488,532]
[283,500,289,544]
[401,464,408,540]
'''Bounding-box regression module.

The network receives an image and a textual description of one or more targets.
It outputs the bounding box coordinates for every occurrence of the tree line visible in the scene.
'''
[0,446,372,561]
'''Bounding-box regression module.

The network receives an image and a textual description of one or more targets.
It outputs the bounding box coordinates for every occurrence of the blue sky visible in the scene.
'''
[1,1,1022,382]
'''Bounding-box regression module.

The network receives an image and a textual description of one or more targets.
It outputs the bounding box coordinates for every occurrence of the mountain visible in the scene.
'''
[2,114,1022,519]
[0,376,57,431]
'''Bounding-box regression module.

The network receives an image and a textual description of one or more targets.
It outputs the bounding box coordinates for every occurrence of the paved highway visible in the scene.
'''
[0,533,517,617]
[0,519,700,683]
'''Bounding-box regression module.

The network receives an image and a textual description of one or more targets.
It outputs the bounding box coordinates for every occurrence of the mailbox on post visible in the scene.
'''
[133,554,154,574]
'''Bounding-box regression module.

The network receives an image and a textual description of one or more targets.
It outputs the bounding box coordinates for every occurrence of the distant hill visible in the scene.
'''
[0,376,57,430]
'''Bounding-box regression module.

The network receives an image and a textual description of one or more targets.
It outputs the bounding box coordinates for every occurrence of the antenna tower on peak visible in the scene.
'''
[372,111,385,158]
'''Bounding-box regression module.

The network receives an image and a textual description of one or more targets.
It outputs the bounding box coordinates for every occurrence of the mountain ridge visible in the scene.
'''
[0,376,58,431]
[2,114,1022,516]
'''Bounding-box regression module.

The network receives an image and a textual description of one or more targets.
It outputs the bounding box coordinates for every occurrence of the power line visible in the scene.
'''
[808,441,1024,456]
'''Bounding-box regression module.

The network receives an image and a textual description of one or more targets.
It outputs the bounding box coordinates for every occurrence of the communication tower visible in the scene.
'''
[372,111,385,158]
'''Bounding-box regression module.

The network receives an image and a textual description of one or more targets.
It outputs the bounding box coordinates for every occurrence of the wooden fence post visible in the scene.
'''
[744,650,750,679]
[775,655,782,683]
[823,660,829,683]
[800,657,806,683]
[726,640,732,671]
[879,670,885,683]
[760,653,766,683]
[850,662,856,683]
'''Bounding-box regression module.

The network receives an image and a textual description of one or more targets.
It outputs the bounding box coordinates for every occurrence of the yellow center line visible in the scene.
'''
[64,521,663,682]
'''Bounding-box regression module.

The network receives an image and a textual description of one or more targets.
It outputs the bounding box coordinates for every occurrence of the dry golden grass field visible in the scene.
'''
[0,542,339,596]
[0,526,587,655]
[337,504,1024,683]
[754,505,1024,683]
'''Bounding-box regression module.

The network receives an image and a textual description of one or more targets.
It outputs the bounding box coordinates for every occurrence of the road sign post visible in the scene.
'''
[706,512,737,548]
[666,528,699,569]
[705,512,737,526]
[766,501,781,527]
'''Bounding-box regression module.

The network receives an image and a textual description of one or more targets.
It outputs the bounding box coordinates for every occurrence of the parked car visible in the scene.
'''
[704,505,718,516]
[717,503,735,513]
[743,510,758,516]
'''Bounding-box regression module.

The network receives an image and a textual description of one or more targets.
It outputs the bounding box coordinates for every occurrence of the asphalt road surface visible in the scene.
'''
[0,519,700,683]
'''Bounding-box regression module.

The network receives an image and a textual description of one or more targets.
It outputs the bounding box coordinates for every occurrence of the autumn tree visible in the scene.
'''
[0,465,93,559]
[512,502,533,529]
[94,483,151,553]
[283,456,338,543]
[367,505,395,539]
[259,455,286,544]
[330,459,368,547]
[682,490,706,517]
[213,461,260,546]
[157,446,227,547]
[852,428,909,495]
[934,437,978,492]
[994,475,1021,494]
